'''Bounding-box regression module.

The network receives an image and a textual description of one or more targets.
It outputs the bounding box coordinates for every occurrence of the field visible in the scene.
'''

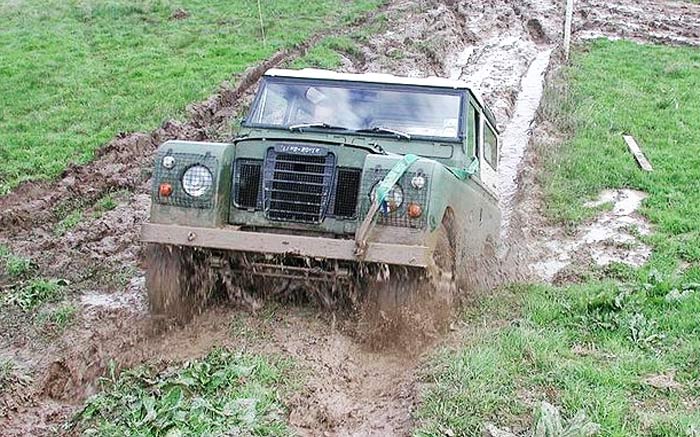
[0,0,379,195]
[417,40,700,436]
[2,0,700,435]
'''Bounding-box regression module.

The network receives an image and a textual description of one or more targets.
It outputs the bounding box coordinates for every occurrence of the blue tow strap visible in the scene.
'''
[376,153,419,205]
[354,153,419,257]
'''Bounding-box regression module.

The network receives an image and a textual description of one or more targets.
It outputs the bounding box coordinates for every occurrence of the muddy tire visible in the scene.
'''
[144,244,217,323]
[358,220,457,350]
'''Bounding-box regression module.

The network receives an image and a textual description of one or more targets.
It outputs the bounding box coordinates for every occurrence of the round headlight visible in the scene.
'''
[371,183,404,214]
[182,165,213,197]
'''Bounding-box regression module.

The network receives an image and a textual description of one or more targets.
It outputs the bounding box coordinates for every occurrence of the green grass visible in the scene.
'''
[0,0,383,195]
[290,35,362,69]
[37,303,78,335]
[72,349,293,436]
[416,40,700,436]
[53,209,83,236]
[2,253,34,278]
[2,278,66,311]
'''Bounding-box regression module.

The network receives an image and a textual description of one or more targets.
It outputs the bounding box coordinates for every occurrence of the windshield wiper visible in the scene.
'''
[355,126,411,141]
[288,122,350,132]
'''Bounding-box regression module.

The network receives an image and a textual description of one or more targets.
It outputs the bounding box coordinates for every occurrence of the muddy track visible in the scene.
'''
[576,0,700,46]
[2,0,700,435]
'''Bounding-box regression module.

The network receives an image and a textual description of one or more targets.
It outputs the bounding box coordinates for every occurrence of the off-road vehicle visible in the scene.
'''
[142,68,500,315]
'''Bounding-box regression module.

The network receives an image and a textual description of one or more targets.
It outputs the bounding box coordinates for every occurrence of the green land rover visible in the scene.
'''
[141,68,501,315]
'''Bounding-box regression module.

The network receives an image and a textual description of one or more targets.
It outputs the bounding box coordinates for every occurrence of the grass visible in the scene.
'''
[37,303,78,335]
[72,349,294,436]
[290,35,362,69]
[3,253,34,278]
[2,278,66,311]
[93,192,120,217]
[416,40,700,436]
[0,0,383,195]
[53,209,83,236]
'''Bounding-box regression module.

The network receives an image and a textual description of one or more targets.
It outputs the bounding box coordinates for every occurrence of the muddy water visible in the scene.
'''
[531,189,652,282]
[498,49,552,232]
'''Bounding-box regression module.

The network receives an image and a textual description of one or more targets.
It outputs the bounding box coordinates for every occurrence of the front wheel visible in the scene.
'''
[357,222,457,350]
[144,244,217,323]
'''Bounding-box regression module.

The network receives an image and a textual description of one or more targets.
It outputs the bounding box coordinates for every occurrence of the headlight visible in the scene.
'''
[182,165,213,197]
[371,183,404,214]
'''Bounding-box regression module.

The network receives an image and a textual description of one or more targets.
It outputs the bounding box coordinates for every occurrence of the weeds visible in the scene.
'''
[72,349,293,436]
[3,254,34,278]
[0,359,31,394]
[3,279,66,311]
[53,209,83,237]
[37,304,78,335]
[91,193,120,218]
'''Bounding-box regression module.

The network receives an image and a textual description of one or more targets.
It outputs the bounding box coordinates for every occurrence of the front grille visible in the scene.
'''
[263,148,336,223]
[233,159,262,209]
[331,168,361,218]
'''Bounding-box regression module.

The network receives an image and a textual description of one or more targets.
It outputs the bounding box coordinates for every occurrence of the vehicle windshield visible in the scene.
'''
[246,77,464,140]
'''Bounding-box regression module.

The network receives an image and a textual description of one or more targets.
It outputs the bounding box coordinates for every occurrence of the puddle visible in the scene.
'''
[531,189,652,282]
[81,276,146,311]
[498,48,553,231]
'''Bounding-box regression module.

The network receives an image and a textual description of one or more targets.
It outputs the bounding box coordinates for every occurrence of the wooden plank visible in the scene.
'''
[623,135,654,172]
[563,0,575,60]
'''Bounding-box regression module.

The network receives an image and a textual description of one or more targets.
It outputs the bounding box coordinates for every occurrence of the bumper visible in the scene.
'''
[141,223,430,267]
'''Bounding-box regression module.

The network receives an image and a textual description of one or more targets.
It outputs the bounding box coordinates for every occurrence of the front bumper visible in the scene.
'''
[141,223,430,267]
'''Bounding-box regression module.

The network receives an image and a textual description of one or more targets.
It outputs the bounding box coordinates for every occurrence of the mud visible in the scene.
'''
[531,189,652,282]
[2,0,700,435]
[575,0,700,47]
[499,48,553,232]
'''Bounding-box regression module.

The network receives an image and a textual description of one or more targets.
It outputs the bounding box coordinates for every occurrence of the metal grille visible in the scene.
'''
[152,151,217,209]
[233,159,263,209]
[263,148,336,223]
[330,168,361,218]
[359,168,429,228]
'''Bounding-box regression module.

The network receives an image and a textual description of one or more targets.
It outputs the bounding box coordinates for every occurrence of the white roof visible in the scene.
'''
[264,68,486,104]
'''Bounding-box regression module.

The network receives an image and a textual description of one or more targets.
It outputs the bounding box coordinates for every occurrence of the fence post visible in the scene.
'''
[563,0,574,60]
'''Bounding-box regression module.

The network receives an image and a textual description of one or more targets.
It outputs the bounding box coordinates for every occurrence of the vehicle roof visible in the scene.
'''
[263,68,496,127]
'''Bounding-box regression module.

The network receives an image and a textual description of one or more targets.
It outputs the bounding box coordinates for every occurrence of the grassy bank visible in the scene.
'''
[0,0,381,195]
[416,40,700,436]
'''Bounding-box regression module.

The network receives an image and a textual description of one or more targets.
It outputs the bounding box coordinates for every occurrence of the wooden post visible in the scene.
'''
[563,0,574,60]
